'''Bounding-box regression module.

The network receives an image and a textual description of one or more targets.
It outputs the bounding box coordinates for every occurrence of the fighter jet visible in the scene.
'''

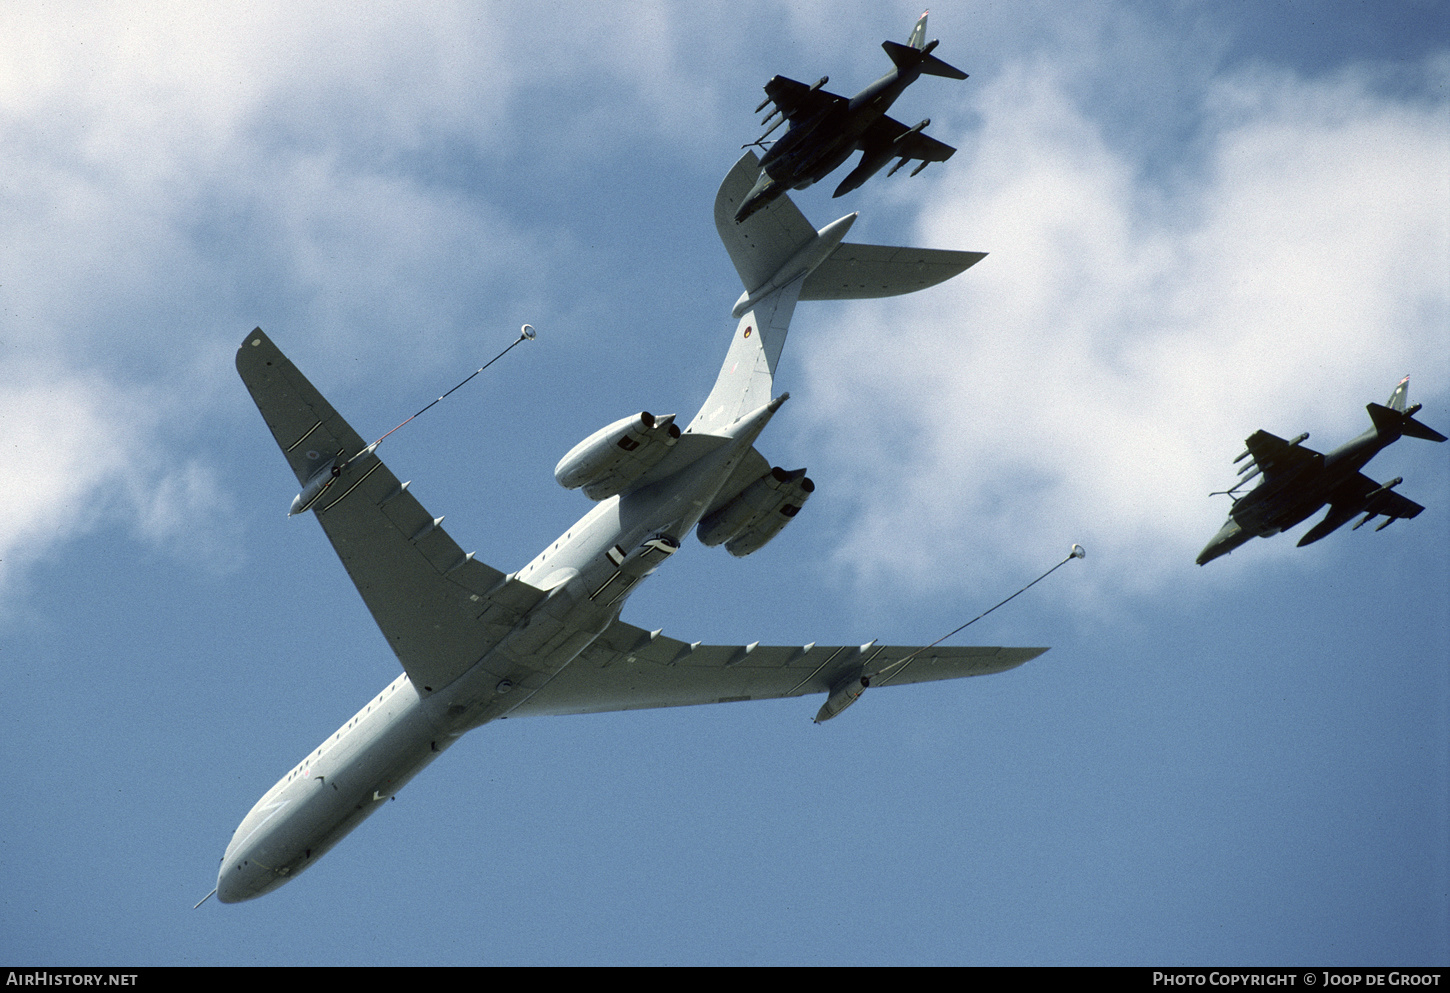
[735,11,967,223]
[1197,377,1445,565]
[209,153,1018,904]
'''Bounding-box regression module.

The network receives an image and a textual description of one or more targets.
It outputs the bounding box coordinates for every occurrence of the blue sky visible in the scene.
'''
[1,0,1446,966]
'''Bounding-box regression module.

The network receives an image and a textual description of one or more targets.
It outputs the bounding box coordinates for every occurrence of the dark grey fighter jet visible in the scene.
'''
[735,11,966,223]
[1197,377,1445,565]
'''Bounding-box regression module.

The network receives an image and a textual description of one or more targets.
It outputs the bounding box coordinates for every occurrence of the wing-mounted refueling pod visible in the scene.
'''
[555,411,682,500]
[815,672,869,723]
[813,640,883,722]
[289,458,344,516]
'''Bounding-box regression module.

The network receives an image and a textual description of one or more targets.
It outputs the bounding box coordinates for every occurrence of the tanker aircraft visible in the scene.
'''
[736,11,966,223]
[210,152,1033,905]
[1197,377,1445,565]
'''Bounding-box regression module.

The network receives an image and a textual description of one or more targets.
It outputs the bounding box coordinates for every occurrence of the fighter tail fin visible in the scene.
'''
[1386,376,1411,412]
[1366,377,1447,443]
[922,56,969,79]
[907,11,929,51]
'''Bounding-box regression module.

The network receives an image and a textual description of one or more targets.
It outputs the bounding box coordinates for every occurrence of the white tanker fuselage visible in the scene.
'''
[218,395,785,902]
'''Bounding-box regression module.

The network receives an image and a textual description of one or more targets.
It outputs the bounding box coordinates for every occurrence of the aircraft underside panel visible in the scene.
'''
[236,329,546,694]
[506,618,1046,717]
[858,114,957,164]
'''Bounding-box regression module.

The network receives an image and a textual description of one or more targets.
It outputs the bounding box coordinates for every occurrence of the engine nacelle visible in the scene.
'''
[555,411,681,500]
[697,466,814,556]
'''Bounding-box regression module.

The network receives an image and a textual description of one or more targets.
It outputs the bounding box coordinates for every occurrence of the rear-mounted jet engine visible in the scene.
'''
[555,411,682,500]
[697,466,814,556]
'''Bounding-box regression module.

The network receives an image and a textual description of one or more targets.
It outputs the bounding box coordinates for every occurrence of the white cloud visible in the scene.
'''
[0,0,751,600]
[0,373,134,568]
[0,367,242,598]
[0,4,555,596]
[801,55,1450,602]
[1,2,1445,614]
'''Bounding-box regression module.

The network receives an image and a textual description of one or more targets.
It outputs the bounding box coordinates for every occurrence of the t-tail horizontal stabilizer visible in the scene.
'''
[731,211,858,319]
[715,152,985,305]
[693,152,985,435]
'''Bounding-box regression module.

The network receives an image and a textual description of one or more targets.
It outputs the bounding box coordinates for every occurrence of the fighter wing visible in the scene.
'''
[761,74,845,126]
[236,329,546,693]
[860,113,957,164]
[1365,488,1425,521]
[1242,429,1322,483]
[1339,472,1425,521]
[507,617,1045,717]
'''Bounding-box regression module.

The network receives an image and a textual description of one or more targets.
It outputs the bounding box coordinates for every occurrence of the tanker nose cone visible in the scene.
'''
[216,855,279,904]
